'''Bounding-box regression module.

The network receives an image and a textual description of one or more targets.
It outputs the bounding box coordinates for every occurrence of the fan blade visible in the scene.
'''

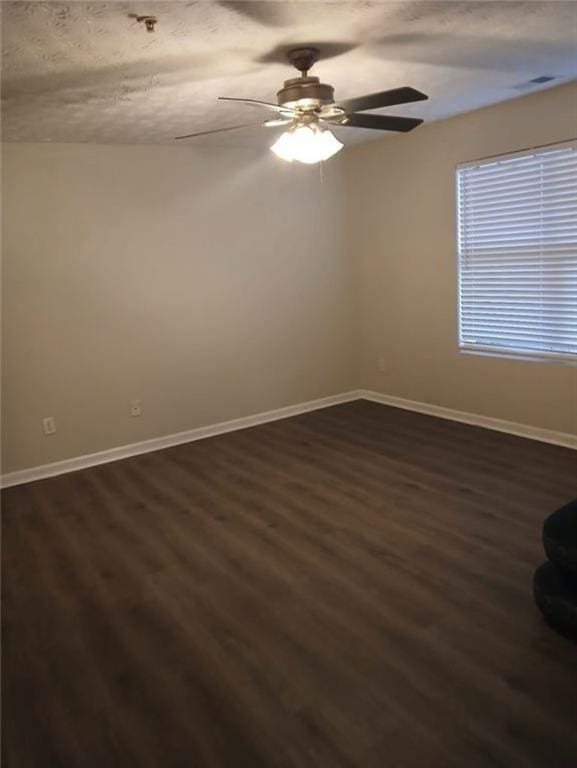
[338,113,423,132]
[263,118,293,127]
[336,86,428,113]
[175,122,264,140]
[218,97,295,115]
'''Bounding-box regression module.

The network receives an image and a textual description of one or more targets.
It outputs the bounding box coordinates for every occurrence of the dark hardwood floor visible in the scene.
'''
[3,400,577,768]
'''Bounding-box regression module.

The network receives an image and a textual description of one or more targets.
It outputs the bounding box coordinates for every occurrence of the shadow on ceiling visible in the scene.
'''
[369,32,577,73]
[257,41,356,67]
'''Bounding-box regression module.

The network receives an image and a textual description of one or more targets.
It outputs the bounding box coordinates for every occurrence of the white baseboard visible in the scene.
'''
[359,390,577,450]
[3,388,574,488]
[0,391,360,489]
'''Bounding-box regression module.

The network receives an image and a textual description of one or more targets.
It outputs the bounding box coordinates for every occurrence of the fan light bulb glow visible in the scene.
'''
[271,124,343,164]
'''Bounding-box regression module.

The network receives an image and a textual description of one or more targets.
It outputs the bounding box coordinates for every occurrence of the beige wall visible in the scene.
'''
[345,82,577,436]
[1,143,355,472]
[3,84,576,474]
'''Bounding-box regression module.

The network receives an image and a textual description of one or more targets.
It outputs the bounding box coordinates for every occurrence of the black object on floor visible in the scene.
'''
[533,561,577,640]
[543,498,577,572]
[534,498,577,641]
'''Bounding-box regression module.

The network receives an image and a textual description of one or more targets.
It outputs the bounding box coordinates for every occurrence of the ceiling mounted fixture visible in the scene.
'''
[512,74,557,91]
[175,47,428,164]
[130,14,158,33]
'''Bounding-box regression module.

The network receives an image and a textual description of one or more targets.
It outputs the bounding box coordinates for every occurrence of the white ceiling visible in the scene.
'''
[2,1,577,148]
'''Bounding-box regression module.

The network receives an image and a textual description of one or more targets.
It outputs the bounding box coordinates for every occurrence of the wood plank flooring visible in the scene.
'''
[3,400,577,768]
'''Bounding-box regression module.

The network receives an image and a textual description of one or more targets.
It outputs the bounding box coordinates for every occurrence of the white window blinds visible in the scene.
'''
[456,141,577,362]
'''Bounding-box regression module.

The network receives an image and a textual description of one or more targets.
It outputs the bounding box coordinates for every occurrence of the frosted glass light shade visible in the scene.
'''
[270,131,296,162]
[271,124,343,164]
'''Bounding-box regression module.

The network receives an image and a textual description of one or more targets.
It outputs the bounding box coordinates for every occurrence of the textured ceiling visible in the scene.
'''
[2,1,577,148]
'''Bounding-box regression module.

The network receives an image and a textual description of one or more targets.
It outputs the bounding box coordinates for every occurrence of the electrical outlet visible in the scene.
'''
[42,416,56,435]
[130,399,142,417]
[378,357,386,372]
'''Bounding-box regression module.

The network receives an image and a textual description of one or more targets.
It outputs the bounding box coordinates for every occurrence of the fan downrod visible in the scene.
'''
[286,47,320,76]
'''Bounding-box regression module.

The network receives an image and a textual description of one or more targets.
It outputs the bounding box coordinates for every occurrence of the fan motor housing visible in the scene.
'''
[277,77,335,110]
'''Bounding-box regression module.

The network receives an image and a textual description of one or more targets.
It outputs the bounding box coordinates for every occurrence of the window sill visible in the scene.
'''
[458,345,577,366]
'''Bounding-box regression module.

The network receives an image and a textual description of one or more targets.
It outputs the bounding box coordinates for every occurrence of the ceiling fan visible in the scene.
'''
[175,47,428,164]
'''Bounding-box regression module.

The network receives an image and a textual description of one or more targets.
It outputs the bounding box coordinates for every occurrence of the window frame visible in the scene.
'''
[455,140,577,366]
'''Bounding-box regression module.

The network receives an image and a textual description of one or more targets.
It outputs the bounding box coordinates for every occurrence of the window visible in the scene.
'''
[456,141,577,362]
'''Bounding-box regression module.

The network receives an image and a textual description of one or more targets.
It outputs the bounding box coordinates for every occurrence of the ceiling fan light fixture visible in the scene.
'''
[176,48,428,148]
[270,130,296,162]
[270,123,343,164]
